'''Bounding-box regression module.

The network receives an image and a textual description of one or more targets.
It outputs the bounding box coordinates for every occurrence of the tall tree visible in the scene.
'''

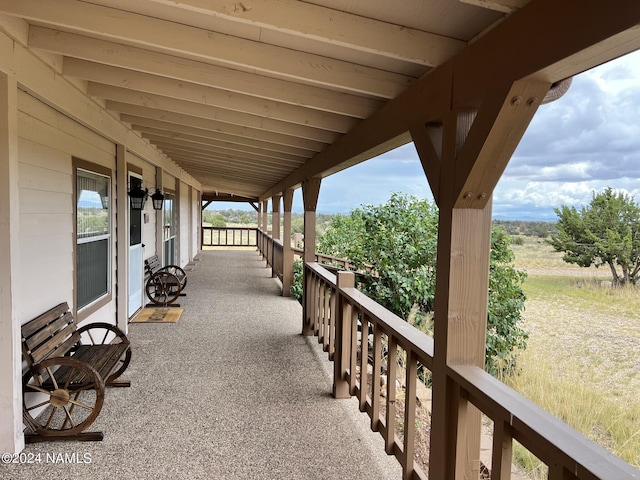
[317,193,528,375]
[549,188,640,286]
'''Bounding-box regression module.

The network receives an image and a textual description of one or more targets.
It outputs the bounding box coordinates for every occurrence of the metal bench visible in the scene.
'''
[21,302,131,443]
[144,254,187,306]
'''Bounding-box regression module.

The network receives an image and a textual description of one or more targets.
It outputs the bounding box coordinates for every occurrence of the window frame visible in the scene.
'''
[73,158,113,320]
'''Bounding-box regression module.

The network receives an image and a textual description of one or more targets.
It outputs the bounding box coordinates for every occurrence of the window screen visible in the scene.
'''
[77,169,111,309]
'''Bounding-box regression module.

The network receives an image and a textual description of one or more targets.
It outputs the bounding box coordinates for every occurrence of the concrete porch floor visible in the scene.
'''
[3,249,401,480]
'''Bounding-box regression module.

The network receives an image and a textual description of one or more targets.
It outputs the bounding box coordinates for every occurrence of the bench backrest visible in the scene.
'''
[21,302,80,369]
[144,255,162,276]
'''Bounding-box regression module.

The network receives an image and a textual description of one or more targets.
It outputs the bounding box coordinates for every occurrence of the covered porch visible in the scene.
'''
[3,249,400,479]
[1,1,640,478]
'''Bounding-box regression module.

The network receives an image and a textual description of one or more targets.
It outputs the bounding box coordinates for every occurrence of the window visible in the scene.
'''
[163,192,176,265]
[76,167,111,310]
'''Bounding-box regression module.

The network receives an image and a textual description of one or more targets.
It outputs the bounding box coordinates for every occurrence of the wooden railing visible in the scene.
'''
[257,230,284,282]
[202,226,257,247]
[292,247,373,276]
[304,261,640,480]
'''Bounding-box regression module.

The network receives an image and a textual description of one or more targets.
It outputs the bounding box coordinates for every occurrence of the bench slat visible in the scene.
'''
[30,323,78,364]
[21,302,70,338]
[145,255,162,275]
[24,312,75,355]
[73,344,128,379]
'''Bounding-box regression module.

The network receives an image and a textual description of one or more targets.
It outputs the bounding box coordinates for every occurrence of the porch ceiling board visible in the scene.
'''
[121,116,313,159]
[0,0,637,201]
[28,27,384,119]
[65,61,360,132]
[1,0,414,98]
[135,127,308,163]
[112,105,327,152]
[144,140,303,171]
[90,84,342,143]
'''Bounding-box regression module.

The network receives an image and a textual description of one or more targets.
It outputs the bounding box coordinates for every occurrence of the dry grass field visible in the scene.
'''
[504,235,640,475]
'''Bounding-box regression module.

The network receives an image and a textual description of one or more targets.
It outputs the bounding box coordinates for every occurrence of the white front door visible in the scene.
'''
[128,174,144,317]
[128,244,143,316]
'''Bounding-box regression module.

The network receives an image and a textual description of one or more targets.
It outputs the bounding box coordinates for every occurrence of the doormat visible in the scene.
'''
[130,307,183,323]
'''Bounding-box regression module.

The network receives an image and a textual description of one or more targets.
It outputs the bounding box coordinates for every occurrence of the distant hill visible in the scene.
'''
[492,220,557,238]
[203,208,556,238]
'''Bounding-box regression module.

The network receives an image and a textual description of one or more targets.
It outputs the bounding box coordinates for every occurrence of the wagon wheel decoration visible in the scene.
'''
[161,265,188,288]
[23,357,104,437]
[76,322,132,385]
[145,271,181,305]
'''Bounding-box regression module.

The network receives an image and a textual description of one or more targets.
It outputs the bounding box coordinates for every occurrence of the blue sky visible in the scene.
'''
[211,49,640,220]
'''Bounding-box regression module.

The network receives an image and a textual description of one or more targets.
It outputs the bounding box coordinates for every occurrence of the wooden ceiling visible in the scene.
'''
[0,0,638,203]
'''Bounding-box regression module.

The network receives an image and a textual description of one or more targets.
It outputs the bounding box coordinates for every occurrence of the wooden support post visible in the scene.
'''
[333,271,354,398]
[262,199,268,234]
[272,193,281,240]
[0,72,23,454]
[421,78,550,479]
[282,189,294,297]
[115,144,129,333]
[302,177,321,335]
[262,199,268,260]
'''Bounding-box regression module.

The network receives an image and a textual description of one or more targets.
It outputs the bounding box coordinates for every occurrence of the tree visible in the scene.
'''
[316,193,528,375]
[202,210,227,227]
[549,188,640,286]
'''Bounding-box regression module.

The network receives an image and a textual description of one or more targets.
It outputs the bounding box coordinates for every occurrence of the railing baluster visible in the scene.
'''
[323,282,330,352]
[371,322,382,432]
[403,349,417,480]
[328,285,336,359]
[385,335,398,455]
[359,314,369,412]
[492,420,513,480]
[349,307,359,395]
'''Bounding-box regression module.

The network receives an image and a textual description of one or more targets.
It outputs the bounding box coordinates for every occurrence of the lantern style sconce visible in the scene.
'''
[128,184,148,210]
[151,188,165,211]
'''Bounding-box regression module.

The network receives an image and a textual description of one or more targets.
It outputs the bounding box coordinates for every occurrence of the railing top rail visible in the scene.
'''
[307,261,434,368]
[202,226,257,231]
[340,285,434,368]
[449,364,640,479]
[307,261,337,285]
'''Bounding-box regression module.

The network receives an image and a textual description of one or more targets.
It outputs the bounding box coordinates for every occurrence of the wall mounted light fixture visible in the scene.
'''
[151,188,165,211]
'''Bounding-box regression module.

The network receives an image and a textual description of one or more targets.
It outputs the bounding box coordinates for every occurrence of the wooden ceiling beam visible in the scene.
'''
[0,0,414,98]
[142,0,466,67]
[459,0,527,14]
[112,104,326,152]
[201,193,258,203]
[65,59,359,132]
[160,154,292,178]
[166,158,283,182]
[29,27,383,119]
[145,138,302,171]
[135,126,307,163]
[120,115,312,159]
[94,85,339,143]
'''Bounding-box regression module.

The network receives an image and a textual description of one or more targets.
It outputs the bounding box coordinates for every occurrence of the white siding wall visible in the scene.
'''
[17,91,116,325]
[164,173,176,192]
